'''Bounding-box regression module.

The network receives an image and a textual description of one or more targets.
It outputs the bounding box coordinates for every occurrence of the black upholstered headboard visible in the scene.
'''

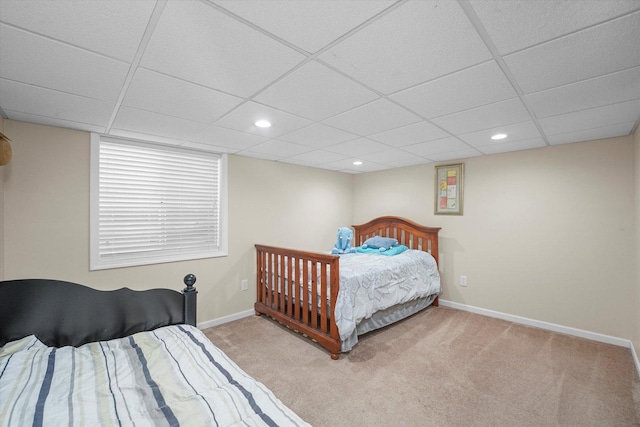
[0,274,197,348]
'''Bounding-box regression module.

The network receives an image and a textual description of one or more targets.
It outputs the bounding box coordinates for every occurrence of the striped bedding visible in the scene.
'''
[0,325,309,427]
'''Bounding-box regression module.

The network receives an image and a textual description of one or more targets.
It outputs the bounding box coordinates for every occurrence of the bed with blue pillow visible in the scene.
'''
[255,216,441,360]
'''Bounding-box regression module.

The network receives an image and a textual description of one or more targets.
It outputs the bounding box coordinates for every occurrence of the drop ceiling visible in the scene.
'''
[1,0,639,173]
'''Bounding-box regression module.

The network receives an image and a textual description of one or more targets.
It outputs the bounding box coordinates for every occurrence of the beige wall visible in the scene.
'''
[354,136,635,340]
[3,118,638,343]
[3,120,353,323]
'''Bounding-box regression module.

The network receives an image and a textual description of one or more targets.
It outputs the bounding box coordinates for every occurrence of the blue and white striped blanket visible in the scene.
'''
[0,325,309,427]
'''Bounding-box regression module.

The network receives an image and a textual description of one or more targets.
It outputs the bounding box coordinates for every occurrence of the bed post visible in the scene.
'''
[183,274,198,326]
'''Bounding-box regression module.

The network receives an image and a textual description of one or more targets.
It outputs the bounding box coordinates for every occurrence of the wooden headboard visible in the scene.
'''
[352,216,440,263]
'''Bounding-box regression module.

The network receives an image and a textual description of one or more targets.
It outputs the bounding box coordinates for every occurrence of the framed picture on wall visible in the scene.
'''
[434,163,464,215]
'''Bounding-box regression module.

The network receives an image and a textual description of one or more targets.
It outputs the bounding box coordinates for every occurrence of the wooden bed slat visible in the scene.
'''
[302,260,308,324]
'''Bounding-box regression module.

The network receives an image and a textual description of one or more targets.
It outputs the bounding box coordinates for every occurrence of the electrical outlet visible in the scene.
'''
[241,279,248,291]
[460,275,467,287]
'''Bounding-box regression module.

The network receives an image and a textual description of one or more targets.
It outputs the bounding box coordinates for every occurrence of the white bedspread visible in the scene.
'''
[334,250,441,345]
[0,325,309,427]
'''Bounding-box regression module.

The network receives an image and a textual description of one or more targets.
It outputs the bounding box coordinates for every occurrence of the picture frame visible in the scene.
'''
[434,163,464,215]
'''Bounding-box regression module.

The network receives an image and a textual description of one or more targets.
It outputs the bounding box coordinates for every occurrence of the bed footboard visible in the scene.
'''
[255,245,341,359]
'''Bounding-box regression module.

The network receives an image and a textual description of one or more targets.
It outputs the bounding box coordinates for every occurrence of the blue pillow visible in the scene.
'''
[362,236,398,250]
[356,245,408,256]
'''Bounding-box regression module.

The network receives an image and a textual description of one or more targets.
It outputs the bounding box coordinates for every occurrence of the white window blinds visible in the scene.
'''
[90,134,227,270]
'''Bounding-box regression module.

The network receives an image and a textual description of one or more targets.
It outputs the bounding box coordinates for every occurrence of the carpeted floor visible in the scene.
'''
[203,306,640,426]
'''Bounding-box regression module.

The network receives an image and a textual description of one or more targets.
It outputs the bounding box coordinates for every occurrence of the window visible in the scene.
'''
[90,134,227,270]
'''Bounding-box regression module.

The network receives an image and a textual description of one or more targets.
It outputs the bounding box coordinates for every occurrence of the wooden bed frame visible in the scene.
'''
[255,216,440,360]
[0,274,197,347]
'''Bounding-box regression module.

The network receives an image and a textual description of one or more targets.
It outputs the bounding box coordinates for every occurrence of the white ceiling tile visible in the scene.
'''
[526,66,640,119]
[5,110,106,134]
[319,0,492,94]
[324,157,384,173]
[352,162,391,173]
[427,149,482,162]
[402,137,470,157]
[123,68,243,124]
[254,61,379,121]
[432,97,531,135]
[112,107,208,141]
[140,0,305,97]
[478,137,547,155]
[360,148,419,164]
[212,0,394,53]
[368,121,450,147]
[179,141,237,154]
[539,100,640,136]
[504,11,640,93]
[286,150,349,165]
[235,151,282,162]
[189,124,268,151]
[0,0,156,61]
[214,101,312,138]
[107,129,185,147]
[391,61,517,119]
[278,123,358,148]
[0,79,113,126]
[1,0,638,172]
[323,99,421,135]
[470,0,640,55]
[244,139,312,158]
[326,137,392,157]
[459,121,542,147]
[282,158,316,168]
[385,156,432,168]
[0,24,129,102]
[548,122,636,145]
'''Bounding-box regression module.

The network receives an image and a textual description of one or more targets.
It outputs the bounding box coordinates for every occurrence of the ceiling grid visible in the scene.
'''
[0,0,638,173]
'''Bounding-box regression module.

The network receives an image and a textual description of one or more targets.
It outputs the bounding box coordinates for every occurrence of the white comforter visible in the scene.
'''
[334,250,441,345]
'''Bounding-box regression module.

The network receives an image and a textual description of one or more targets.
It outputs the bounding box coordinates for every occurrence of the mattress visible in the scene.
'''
[0,324,309,427]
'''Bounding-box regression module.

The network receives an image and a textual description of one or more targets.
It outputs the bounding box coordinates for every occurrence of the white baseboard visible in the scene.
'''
[438,299,630,348]
[197,309,255,330]
[631,341,640,379]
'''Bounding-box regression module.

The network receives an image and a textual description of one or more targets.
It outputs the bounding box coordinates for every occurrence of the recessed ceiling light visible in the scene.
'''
[491,133,507,140]
[255,120,271,128]
[353,161,363,166]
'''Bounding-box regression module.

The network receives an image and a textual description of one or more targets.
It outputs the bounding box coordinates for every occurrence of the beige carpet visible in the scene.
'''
[203,306,640,426]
